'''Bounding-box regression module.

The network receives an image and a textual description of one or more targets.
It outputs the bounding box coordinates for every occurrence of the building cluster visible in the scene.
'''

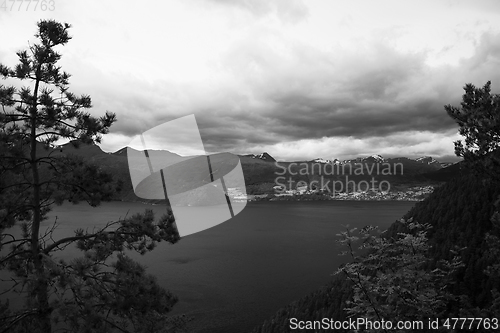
[226,187,249,201]
[325,185,435,201]
[226,186,434,202]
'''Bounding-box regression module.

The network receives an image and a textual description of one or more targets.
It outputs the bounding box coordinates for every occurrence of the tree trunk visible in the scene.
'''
[30,68,51,332]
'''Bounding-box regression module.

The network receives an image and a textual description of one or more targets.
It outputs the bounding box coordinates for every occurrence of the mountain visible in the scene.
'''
[46,144,455,173]
[422,161,462,182]
[47,140,111,159]
[243,152,276,162]
[341,154,386,164]
[384,156,443,175]
[362,154,385,163]
[310,154,455,171]
[322,154,447,169]
[440,161,457,168]
[112,146,184,161]
[311,158,341,164]
[415,156,440,166]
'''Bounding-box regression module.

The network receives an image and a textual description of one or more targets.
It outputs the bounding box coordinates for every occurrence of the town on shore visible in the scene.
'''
[227,185,435,202]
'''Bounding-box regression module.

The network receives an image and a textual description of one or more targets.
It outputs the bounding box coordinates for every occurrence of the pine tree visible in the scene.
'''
[446,81,500,320]
[445,81,500,179]
[0,20,185,332]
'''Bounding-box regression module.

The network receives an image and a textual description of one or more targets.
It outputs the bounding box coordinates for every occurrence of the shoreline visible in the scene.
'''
[119,196,422,206]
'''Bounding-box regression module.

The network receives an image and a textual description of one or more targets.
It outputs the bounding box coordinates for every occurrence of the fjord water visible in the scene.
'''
[32,201,414,332]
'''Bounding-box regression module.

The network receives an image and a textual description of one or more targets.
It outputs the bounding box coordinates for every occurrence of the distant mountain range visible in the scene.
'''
[311,154,455,169]
[246,152,457,169]
[45,141,461,200]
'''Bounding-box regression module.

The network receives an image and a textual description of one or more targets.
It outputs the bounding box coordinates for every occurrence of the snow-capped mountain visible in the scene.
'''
[415,156,439,165]
[341,154,386,164]
[362,154,386,163]
[311,158,341,164]
[244,152,276,162]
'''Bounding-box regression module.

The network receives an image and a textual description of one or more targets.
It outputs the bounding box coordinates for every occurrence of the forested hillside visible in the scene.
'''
[401,172,500,311]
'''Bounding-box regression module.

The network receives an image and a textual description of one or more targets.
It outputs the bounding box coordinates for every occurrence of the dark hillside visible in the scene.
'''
[422,162,461,182]
[401,173,500,309]
[251,274,353,333]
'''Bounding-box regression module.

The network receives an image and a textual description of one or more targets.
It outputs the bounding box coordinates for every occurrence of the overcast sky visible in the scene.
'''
[1,0,500,161]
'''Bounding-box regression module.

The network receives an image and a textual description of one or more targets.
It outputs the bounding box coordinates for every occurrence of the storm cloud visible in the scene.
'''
[1,0,499,161]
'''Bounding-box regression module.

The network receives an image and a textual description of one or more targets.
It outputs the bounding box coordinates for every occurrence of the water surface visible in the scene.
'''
[5,200,416,332]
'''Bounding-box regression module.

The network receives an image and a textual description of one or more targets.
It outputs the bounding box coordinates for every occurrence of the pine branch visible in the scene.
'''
[0,310,39,333]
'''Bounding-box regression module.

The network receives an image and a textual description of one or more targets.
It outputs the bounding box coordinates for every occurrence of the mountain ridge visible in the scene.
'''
[43,142,461,200]
[56,141,457,167]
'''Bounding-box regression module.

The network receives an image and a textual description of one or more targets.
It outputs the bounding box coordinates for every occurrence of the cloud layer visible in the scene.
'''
[1,0,500,161]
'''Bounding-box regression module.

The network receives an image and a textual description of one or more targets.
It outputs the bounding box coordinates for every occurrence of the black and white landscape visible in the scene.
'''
[1,1,500,332]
